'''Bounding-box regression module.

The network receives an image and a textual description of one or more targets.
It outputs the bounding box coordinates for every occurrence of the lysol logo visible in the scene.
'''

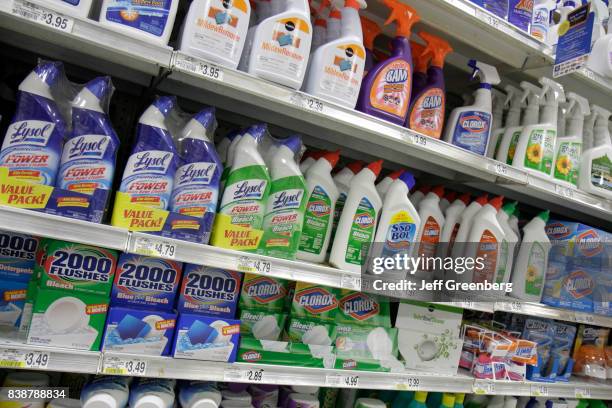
[533,8,548,24]
[272,190,303,210]
[296,287,337,314]
[576,230,602,257]
[545,222,571,239]
[8,120,55,145]
[67,135,110,159]
[241,351,262,361]
[308,200,330,217]
[133,151,173,173]
[461,116,487,133]
[422,95,442,109]
[233,181,266,200]
[354,213,374,229]
[244,277,285,303]
[564,270,593,299]
[385,69,408,84]
[178,163,216,184]
[340,292,379,321]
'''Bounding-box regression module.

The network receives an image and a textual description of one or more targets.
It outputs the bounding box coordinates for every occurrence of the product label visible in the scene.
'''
[178,265,241,317]
[292,283,339,321]
[240,274,288,311]
[506,130,521,164]
[562,269,594,299]
[495,239,509,284]
[338,291,379,322]
[409,88,445,138]
[369,60,411,118]
[299,185,333,255]
[530,5,551,40]
[416,216,441,269]
[554,141,581,185]
[171,161,219,218]
[524,129,555,174]
[317,42,365,105]
[0,232,38,281]
[219,165,270,230]
[508,0,533,31]
[255,17,311,84]
[590,153,612,191]
[446,222,460,257]
[473,230,498,283]
[186,0,250,63]
[381,210,417,258]
[345,197,377,266]
[105,0,172,37]
[120,150,176,210]
[58,134,114,194]
[451,111,491,155]
[526,242,546,296]
[331,192,346,245]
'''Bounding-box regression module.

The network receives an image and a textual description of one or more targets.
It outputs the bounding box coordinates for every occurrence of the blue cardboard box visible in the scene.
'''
[0,279,28,328]
[0,232,38,282]
[177,265,242,318]
[172,313,240,362]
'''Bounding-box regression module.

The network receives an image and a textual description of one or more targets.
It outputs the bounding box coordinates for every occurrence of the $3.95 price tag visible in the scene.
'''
[11,0,74,33]
[236,256,271,274]
[174,54,224,81]
[131,236,176,259]
[102,356,147,376]
[0,349,50,369]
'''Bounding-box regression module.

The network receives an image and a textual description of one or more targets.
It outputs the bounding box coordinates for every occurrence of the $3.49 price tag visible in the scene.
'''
[102,356,147,376]
[11,0,74,33]
[236,256,271,274]
[131,236,177,259]
[0,349,50,369]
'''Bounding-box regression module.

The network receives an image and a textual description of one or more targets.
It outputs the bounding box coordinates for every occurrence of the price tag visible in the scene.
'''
[131,236,177,259]
[290,93,326,114]
[574,387,591,399]
[341,274,361,290]
[174,54,224,82]
[325,374,359,388]
[472,380,495,395]
[574,313,595,324]
[506,301,523,312]
[493,162,509,176]
[408,133,428,147]
[460,301,475,309]
[223,367,243,382]
[244,368,265,383]
[475,9,511,34]
[531,384,549,397]
[582,68,596,81]
[555,184,575,199]
[236,256,271,274]
[11,0,74,33]
[395,376,421,390]
[0,349,50,369]
[102,356,147,376]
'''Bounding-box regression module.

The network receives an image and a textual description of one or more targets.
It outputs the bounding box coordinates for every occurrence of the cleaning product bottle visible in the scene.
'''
[509,207,521,238]
[392,392,414,408]
[329,160,383,272]
[179,0,252,69]
[81,376,130,408]
[299,150,324,173]
[578,105,612,199]
[409,41,429,104]
[356,0,420,125]
[548,0,578,51]
[504,397,519,408]
[415,186,445,264]
[325,4,342,42]
[99,0,179,46]
[489,396,506,408]
[512,78,565,177]
[426,392,442,408]
[449,194,489,260]
[496,82,541,165]
[311,11,328,52]
[297,150,340,262]
[57,76,119,195]
[170,108,222,219]
[443,60,501,155]
[247,0,313,90]
[0,61,66,186]
[530,0,556,41]
[361,16,382,76]
[119,96,178,210]
[454,394,465,408]
[129,378,175,408]
[496,201,519,284]
[510,210,551,301]
[220,130,243,192]
[331,160,364,241]
[493,85,523,160]
[487,88,507,157]
[437,192,470,258]
[179,381,222,408]
[553,92,589,187]
[217,130,241,166]
[407,32,453,139]
[439,191,457,214]
[260,135,307,259]
[305,0,367,109]
[590,0,609,48]
[460,196,505,284]
[376,169,404,198]
[440,394,456,408]
[588,1,612,77]
[409,392,428,408]
[410,185,430,208]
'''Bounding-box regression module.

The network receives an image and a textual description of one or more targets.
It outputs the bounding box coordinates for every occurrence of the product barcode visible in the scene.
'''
[12,8,37,20]
[0,360,23,368]
[102,367,124,375]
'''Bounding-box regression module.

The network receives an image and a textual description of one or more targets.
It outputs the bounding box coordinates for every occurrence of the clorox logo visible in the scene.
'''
[576,230,602,257]
[296,288,337,314]
[340,292,379,321]
[342,360,357,369]
[563,270,593,299]
[245,277,286,303]
[461,116,487,133]
[241,351,262,361]
[308,200,330,217]
[545,222,571,239]
[354,213,374,229]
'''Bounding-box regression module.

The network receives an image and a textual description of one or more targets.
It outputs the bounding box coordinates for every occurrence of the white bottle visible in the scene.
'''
[305,0,366,109]
[496,201,519,284]
[439,191,456,214]
[99,0,179,46]
[247,0,313,89]
[179,0,252,69]
[376,169,404,199]
[437,192,470,259]
[326,6,342,42]
[509,207,521,239]
[415,186,445,263]
[512,78,565,177]
[487,88,507,158]
[129,379,175,408]
[553,92,590,187]
[492,85,521,160]
[504,397,519,408]
[331,160,364,240]
[329,160,383,272]
[299,150,323,174]
[312,16,328,51]
[444,60,501,156]
[449,194,489,260]
[217,130,241,166]
[297,150,340,263]
[47,0,94,17]
[578,104,612,199]
[179,381,222,408]
[460,196,505,284]
[409,185,430,209]
[588,1,612,77]
[547,0,577,51]
[510,210,551,302]
[591,0,609,47]
[531,0,556,42]
[496,82,541,164]
[81,376,130,408]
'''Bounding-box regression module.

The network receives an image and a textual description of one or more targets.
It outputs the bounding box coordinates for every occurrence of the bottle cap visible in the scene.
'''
[366,159,383,177]
[419,31,453,68]
[382,0,420,37]
[475,194,489,205]
[83,393,119,408]
[85,76,112,101]
[346,160,365,174]
[153,96,177,117]
[414,392,428,403]
[489,195,504,211]
[360,16,382,50]
[398,171,416,190]
[329,8,342,19]
[134,395,166,408]
[445,191,457,203]
[246,123,268,143]
[431,185,445,198]
[537,210,550,222]
[321,150,340,168]
[458,193,471,205]
[192,399,221,408]
[280,135,303,154]
[34,61,63,87]
[315,17,327,27]
[388,169,405,179]
[225,129,241,141]
[442,394,456,408]
[192,107,216,129]
[502,201,518,216]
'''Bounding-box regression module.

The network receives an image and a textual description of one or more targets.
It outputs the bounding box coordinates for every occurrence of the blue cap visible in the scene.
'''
[246,123,268,143]
[85,76,112,100]
[399,171,416,190]
[153,96,177,117]
[225,129,241,141]
[192,107,215,129]
[34,61,63,87]
[279,134,302,154]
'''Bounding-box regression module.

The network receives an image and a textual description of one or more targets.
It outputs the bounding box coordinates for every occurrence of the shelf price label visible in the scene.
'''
[236,256,272,275]
[574,387,591,399]
[11,0,74,33]
[130,236,177,259]
[472,380,495,395]
[102,356,147,376]
[0,349,50,369]
[395,376,420,390]
[554,184,575,199]
[475,8,512,35]
[508,301,523,312]
[174,54,224,82]
[223,366,267,383]
[325,374,359,388]
[407,133,428,148]
[289,93,326,115]
[341,274,361,290]
[531,384,549,397]
[574,313,595,324]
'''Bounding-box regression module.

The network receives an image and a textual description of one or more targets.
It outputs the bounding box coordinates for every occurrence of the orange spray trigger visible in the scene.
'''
[360,16,382,50]
[317,0,331,15]
[410,41,429,73]
[381,0,420,37]
[418,32,453,68]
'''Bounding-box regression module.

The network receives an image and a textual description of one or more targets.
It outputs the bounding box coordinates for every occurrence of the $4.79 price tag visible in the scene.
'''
[0,349,50,369]
[11,0,74,33]
[131,236,177,259]
[236,256,271,274]
[102,356,147,376]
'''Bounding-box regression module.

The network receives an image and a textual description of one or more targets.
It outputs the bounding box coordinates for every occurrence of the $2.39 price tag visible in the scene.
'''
[0,349,50,369]
[11,0,74,33]
[102,356,147,376]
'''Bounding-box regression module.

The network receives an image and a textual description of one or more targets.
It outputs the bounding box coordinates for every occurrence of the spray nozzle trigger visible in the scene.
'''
[503,85,523,109]
[418,31,453,67]
[538,77,566,105]
[467,59,501,86]
[519,81,542,105]
[382,0,420,38]
[360,16,382,50]
[566,92,590,117]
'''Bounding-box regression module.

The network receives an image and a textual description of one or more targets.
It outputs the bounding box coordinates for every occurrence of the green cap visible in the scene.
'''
[537,210,550,222]
[454,394,465,404]
[441,394,456,408]
[513,207,521,218]
[502,201,518,216]
[414,392,428,403]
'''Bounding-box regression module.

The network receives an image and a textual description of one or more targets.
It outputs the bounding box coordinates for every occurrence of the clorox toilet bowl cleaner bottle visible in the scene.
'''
[409,185,429,209]
[439,191,456,214]
[330,160,364,245]
[449,194,488,261]
[437,192,470,261]
[415,186,445,279]
[496,201,519,284]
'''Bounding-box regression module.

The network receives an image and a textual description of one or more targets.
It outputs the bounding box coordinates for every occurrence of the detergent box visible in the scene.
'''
[239,273,290,312]
[0,231,39,282]
[177,265,242,318]
[171,313,240,362]
[111,254,183,311]
[0,279,28,328]
[102,306,177,356]
[336,290,391,328]
[508,0,533,31]
[37,240,118,296]
[291,282,340,322]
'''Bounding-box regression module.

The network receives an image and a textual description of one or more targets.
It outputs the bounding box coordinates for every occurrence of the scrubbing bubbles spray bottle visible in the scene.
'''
[553,92,589,187]
[443,60,501,155]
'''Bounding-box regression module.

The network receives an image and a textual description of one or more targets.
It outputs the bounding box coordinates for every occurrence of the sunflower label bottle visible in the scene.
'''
[553,92,589,187]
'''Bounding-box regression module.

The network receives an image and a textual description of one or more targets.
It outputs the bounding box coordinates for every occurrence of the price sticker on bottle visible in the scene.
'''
[236,256,272,275]
[325,374,359,388]
[11,0,74,33]
[0,349,50,369]
[130,236,177,259]
[395,376,421,390]
[531,384,549,397]
[174,54,224,82]
[102,356,147,376]
[472,380,495,395]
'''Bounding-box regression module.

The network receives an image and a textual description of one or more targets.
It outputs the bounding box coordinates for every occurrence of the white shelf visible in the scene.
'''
[494,301,612,328]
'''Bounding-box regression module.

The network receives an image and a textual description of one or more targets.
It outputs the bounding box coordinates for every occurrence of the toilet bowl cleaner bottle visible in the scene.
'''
[356,0,420,125]
[509,207,521,239]
[578,105,612,199]
[220,130,243,191]
[443,60,500,155]
[407,32,453,139]
[329,160,383,272]
[129,378,175,408]
[217,130,241,166]
[331,160,364,241]
[553,92,589,187]
[496,201,519,284]
[361,16,382,76]
[247,0,313,90]
[512,78,565,177]
[437,192,470,259]
[439,191,456,214]
[487,88,507,157]
[57,76,119,195]
[305,0,367,109]
[415,185,445,265]
[299,150,324,174]
[119,96,178,210]
[81,376,129,408]
[409,41,428,104]
[410,185,430,208]
[376,169,404,198]
[260,135,307,259]
[0,61,66,186]
[297,150,340,262]
[170,108,222,219]
[450,194,488,260]
[179,0,252,69]
[493,85,522,160]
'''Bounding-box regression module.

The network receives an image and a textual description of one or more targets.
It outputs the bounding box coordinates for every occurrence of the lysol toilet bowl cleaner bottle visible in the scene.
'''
[260,135,307,259]
[443,60,501,155]
[330,160,364,243]
[494,84,524,162]
[578,105,612,199]
[179,0,251,69]
[361,16,382,76]
[449,194,488,260]
[487,88,507,157]
[329,159,383,272]
[81,376,129,408]
[0,61,67,186]
[220,130,243,191]
[460,196,505,285]
[297,150,340,263]
[119,96,178,210]
[170,108,222,222]
[437,192,470,261]
[409,41,429,104]
[129,378,175,408]
[247,0,313,89]
[510,210,551,301]
[415,186,445,278]
[376,168,404,198]
[305,0,367,109]
[58,76,119,195]
[496,201,519,284]
[512,77,565,177]
[408,32,453,139]
[217,130,241,167]
[553,92,589,187]
[356,0,419,125]
[439,191,456,214]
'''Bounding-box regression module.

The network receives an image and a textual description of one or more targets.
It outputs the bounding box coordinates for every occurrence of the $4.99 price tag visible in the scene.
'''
[131,236,177,259]
[0,349,50,369]
[102,356,147,376]
[11,0,74,33]
[325,374,359,388]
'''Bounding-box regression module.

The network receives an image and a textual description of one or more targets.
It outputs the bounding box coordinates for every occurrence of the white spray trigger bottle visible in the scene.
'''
[553,92,589,187]
[579,104,612,199]
[487,88,507,157]
[444,59,501,156]
[591,0,608,47]
[492,85,522,159]
[588,0,612,77]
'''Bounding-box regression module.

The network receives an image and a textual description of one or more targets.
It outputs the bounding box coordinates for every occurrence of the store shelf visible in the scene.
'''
[494,301,612,328]
[472,378,612,400]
